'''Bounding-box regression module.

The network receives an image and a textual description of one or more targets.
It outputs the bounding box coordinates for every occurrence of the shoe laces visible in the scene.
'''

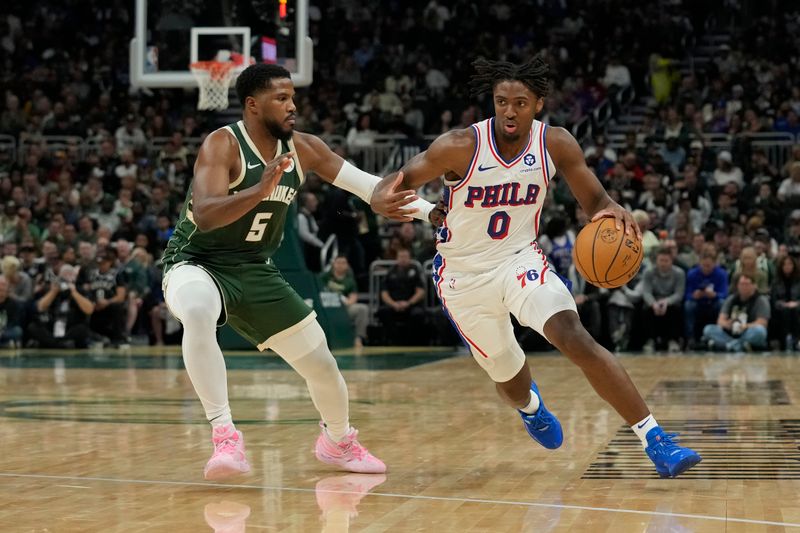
[525,406,555,431]
[652,431,681,450]
[338,430,367,460]
[213,432,239,455]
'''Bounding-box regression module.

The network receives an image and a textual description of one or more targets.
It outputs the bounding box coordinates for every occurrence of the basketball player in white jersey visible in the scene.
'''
[372,57,701,477]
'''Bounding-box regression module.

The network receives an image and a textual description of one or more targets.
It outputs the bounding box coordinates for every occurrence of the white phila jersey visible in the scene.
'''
[435,117,557,273]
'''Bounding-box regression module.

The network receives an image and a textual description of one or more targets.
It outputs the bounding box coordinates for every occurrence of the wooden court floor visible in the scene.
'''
[1,347,799,532]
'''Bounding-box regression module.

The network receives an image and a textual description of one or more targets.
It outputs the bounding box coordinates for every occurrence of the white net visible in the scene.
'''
[190,61,236,110]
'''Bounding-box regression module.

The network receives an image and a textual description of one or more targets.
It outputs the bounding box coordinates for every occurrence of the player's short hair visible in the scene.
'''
[469,56,551,98]
[235,64,292,106]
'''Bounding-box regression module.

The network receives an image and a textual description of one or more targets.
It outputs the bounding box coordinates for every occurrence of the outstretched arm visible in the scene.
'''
[547,126,641,239]
[371,128,474,221]
[384,128,475,190]
[294,132,434,222]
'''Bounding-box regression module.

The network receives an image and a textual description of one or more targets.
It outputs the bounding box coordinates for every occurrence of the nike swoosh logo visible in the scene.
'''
[247,161,262,169]
[637,417,651,429]
[523,419,549,431]
[478,164,498,172]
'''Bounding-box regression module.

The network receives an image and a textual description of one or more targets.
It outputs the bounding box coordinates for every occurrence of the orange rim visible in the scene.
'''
[190,61,236,81]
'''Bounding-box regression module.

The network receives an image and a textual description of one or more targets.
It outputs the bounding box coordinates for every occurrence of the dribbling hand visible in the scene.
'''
[591,203,642,241]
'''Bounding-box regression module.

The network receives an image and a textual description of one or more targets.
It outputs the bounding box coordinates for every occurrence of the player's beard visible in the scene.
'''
[264,117,294,142]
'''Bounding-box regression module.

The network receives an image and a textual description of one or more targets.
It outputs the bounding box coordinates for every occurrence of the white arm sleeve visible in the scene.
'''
[404,196,435,221]
[332,161,380,203]
[332,161,435,222]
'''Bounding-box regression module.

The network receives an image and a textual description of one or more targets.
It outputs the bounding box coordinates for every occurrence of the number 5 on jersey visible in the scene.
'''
[246,213,273,242]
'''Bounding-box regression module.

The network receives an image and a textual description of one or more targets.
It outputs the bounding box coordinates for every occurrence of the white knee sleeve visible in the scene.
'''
[271,320,350,440]
[269,318,329,362]
[164,265,231,425]
[165,264,222,325]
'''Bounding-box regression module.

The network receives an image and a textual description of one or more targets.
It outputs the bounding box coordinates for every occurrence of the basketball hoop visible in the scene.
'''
[190,52,246,110]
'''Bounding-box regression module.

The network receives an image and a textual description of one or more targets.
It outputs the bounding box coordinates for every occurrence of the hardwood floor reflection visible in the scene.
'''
[1,349,799,531]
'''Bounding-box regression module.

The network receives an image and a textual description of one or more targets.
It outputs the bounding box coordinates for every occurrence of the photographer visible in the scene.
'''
[27,264,94,348]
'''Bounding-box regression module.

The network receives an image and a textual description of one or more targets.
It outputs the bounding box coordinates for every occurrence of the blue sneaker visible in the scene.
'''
[518,380,563,449]
[645,427,702,478]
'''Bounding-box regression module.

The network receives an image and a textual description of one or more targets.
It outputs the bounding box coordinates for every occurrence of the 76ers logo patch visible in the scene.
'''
[515,265,539,288]
[524,153,536,166]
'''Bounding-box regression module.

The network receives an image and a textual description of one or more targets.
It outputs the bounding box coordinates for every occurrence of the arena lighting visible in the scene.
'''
[279,0,288,18]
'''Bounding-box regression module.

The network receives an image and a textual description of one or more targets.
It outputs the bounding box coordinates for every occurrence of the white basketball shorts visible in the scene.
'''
[432,243,577,382]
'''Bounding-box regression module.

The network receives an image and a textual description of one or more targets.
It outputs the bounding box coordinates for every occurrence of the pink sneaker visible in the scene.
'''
[204,425,251,481]
[314,425,386,474]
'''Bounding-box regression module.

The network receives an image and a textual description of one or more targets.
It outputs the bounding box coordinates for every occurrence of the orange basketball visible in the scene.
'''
[572,217,643,289]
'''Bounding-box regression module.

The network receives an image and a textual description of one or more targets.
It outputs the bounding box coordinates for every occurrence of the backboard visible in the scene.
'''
[129,0,312,89]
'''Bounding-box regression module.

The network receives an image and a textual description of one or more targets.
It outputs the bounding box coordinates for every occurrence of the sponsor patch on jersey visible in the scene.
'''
[524,153,536,166]
[284,157,296,173]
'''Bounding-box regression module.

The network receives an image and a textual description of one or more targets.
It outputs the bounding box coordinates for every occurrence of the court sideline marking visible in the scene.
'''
[2,472,798,528]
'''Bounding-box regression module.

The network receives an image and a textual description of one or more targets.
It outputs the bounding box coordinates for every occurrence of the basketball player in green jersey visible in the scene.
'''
[162,64,436,480]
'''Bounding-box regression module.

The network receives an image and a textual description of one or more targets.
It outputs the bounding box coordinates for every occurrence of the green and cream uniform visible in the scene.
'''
[161,120,314,349]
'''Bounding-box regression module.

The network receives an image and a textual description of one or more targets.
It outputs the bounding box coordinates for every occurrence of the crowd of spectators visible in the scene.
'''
[0,1,799,350]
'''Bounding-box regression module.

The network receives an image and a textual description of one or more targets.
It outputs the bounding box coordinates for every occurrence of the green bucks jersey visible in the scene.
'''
[162,121,303,271]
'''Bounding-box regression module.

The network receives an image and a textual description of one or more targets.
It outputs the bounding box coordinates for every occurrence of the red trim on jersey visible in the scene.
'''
[452,124,481,192]
[486,118,534,169]
[532,242,550,284]
[533,204,543,237]
[541,123,552,184]
[537,123,549,187]
[434,258,446,295]
[434,257,490,359]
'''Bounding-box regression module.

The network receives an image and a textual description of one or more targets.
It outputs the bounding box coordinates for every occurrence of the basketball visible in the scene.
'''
[572,217,643,289]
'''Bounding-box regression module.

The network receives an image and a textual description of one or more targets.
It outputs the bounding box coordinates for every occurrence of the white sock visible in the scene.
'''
[165,267,234,432]
[631,414,659,448]
[519,389,541,414]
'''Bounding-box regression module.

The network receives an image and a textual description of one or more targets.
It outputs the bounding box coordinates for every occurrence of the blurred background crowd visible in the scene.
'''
[1,0,799,352]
